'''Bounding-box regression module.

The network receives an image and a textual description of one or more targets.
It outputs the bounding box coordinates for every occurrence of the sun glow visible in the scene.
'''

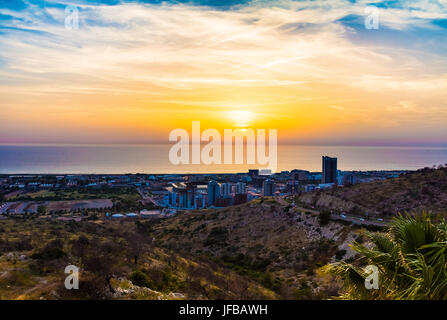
[226,110,255,128]
[1,2,446,145]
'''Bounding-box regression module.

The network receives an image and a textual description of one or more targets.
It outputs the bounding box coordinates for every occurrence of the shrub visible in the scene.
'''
[204,227,228,246]
[31,239,65,261]
[130,270,154,288]
[335,249,347,260]
[348,206,362,216]
[318,210,331,225]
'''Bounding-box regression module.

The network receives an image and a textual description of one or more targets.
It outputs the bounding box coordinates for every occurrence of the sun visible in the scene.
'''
[226,110,255,128]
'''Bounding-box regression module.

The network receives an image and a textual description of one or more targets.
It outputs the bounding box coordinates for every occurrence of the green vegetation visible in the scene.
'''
[334,249,346,261]
[324,213,447,299]
[204,227,229,247]
[130,270,154,288]
[0,218,276,300]
[37,205,47,216]
[219,254,280,291]
[318,210,331,226]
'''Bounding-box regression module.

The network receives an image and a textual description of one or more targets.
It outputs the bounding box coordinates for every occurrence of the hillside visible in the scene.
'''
[299,166,447,217]
[148,197,362,299]
[0,218,278,300]
[0,199,365,300]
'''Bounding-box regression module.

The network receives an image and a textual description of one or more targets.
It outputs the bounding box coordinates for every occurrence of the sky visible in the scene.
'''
[0,0,447,146]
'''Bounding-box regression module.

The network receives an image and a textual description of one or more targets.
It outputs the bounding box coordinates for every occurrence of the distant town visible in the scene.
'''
[0,156,407,219]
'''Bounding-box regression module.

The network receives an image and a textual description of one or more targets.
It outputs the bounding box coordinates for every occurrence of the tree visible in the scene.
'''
[126,232,147,265]
[37,205,47,216]
[32,239,65,260]
[130,270,153,288]
[31,239,66,273]
[318,210,331,226]
[71,235,90,258]
[323,213,447,299]
[81,239,125,294]
[348,205,363,216]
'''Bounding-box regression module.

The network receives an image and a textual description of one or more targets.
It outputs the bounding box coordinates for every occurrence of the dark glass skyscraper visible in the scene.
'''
[263,179,275,196]
[322,156,337,184]
[207,180,220,206]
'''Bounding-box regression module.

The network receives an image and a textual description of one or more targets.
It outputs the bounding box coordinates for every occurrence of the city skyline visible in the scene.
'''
[1,0,447,146]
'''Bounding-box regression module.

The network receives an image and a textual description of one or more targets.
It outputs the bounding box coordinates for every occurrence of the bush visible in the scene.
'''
[294,279,312,299]
[259,272,281,291]
[318,210,331,225]
[144,268,185,292]
[348,206,362,216]
[130,270,154,288]
[204,227,228,246]
[0,270,36,288]
[335,249,347,260]
[365,224,384,232]
[31,239,65,261]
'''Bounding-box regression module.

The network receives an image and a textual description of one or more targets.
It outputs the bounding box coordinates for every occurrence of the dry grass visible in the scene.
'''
[300,166,447,217]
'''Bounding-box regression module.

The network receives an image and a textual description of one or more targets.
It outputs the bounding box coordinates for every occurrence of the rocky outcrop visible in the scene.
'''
[299,193,373,216]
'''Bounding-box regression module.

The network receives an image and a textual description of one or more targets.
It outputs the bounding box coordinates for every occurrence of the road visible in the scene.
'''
[137,187,162,207]
[278,196,388,227]
[329,213,387,227]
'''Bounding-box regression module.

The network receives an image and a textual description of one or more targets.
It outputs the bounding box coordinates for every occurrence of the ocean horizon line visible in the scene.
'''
[1,143,447,149]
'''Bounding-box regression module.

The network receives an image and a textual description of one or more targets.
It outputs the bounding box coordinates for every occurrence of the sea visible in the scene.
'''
[0,144,446,174]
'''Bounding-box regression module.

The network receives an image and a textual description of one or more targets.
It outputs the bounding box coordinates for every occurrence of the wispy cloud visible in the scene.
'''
[0,0,446,144]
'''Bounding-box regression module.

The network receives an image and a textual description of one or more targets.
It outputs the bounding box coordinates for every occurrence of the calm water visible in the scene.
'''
[0,144,446,174]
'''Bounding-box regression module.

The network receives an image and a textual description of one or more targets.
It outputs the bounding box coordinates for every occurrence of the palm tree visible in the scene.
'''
[323,213,447,299]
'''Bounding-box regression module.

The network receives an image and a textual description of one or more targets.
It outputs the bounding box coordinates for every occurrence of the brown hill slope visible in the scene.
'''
[299,166,447,217]
[1,198,362,300]
[147,197,360,299]
[0,218,276,300]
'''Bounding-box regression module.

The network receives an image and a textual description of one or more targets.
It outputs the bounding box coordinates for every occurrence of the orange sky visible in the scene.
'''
[1,1,447,146]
